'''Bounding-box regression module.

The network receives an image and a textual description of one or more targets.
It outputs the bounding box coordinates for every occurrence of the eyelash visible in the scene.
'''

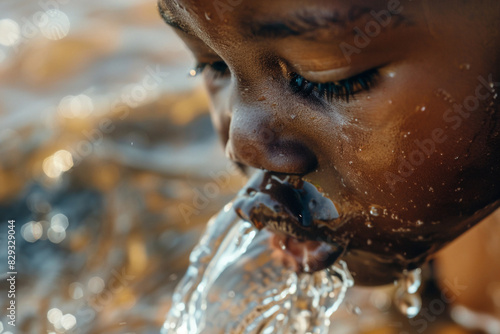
[290,69,378,103]
[191,61,230,79]
[190,62,377,103]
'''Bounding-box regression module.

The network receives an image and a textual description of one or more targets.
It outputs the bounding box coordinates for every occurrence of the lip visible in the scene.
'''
[233,171,345,273]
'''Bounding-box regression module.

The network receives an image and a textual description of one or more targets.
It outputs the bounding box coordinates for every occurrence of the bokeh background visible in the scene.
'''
[0,1,245,333]
[1,1,500,334]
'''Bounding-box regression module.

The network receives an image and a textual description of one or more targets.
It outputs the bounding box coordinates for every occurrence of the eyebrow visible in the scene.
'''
[158,2,409,41]
[245,7,408,40]
[158,2,192,34]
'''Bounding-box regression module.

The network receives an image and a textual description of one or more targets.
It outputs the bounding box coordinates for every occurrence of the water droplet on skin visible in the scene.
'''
[365,221,373,228]
[396,292,422,318]
[369,206,380,217]
[420,106,426,111]
[403,269,421,294]
[459,63,470,71]
[346,302,362,315]
[395,268,422,318]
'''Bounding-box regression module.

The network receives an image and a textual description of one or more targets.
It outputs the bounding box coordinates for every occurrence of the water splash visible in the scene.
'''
[163,205,354,334]
[394,268,422,319]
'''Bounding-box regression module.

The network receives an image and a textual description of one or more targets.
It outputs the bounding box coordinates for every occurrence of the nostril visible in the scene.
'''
[267,140,318,174]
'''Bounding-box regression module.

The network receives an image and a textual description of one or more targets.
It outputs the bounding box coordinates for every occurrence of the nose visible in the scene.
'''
[225,87,318,175]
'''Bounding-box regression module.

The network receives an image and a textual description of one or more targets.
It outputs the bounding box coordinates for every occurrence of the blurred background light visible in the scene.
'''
[0,19,20,46]
[42,150,74,178]
[38,9,71,41]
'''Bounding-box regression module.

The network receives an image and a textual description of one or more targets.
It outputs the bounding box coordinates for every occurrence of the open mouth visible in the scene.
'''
[233,171,345,273]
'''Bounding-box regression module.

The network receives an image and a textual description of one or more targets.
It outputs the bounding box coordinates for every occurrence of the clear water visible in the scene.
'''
[394,268,422,319]
[162,203,354,334]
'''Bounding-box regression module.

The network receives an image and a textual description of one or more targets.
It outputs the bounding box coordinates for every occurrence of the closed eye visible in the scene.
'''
[290,68,378,103]
[189,60,378,104]
[190,61,230,79]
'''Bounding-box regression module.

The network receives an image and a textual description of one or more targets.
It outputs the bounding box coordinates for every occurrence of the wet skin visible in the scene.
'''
[159,0,500,285]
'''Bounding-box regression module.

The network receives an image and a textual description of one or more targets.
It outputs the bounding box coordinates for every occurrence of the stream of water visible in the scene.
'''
[162,203,355,334]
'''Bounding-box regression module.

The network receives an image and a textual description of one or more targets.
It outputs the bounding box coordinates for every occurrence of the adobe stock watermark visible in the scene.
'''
[385,73,499,192]
[87,269,135,312]
[0,0,71,52]
[339,0,404,63]
[63,65,169,166]
[178,160,243,224]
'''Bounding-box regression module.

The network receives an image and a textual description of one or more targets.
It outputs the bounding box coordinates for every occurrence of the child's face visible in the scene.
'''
[161,0,500,284]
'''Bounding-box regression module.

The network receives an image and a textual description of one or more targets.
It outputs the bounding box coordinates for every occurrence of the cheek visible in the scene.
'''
[354,125,400,176]
[323,76,499,219]
[361,84,499,219]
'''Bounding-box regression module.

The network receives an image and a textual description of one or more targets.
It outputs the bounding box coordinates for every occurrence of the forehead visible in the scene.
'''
[159,0,401,39]
[163,0,392,16]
